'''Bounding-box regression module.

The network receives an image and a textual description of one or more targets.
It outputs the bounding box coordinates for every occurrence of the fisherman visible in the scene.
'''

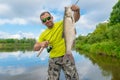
[34,4,80,80]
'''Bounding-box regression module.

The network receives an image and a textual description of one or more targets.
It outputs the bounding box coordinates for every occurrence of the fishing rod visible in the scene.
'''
[37,23,63,57]
[37,0,80,57]
[74,0,79,5]
[37,47,44,57]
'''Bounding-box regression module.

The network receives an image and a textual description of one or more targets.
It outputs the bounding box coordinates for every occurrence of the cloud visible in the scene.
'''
[0,4,11,15]
[0,0,117,23]
[0,67,26,75]
[75,0,118,35]
[75,15,97,36]
[17,31,35,39]
[0,0,72,25]
[0,31,35,39]
[0,18,27,25]
[0,0,118,36]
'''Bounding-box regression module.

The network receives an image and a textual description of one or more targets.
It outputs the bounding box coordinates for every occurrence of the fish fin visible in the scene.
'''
[71,16,76,35]
[71,16,75,24]
[72,40,76,49]
[74,28,76,35]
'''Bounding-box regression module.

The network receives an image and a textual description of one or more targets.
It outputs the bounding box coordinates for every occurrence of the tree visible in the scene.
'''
[109,0,120,25]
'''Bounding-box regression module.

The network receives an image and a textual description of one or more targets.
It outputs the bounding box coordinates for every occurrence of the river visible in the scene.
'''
[0,50,120,80]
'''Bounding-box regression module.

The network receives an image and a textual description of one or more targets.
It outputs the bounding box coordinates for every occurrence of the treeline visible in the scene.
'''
[75,0,120,58]
[0,38,36,51]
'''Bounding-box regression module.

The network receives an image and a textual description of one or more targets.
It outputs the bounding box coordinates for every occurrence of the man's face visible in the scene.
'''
[40,13,54,28]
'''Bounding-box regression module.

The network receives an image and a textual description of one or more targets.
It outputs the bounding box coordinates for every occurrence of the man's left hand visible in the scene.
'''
[71,5,80,11]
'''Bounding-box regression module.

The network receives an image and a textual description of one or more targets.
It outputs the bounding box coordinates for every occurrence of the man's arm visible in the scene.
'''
[71,5,80,22]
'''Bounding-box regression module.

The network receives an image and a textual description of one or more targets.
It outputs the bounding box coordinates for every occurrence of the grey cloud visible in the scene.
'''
[75,0,117,35]
[0,0,42,18]
[0,0,71,18]
[0,0,72,25]
[78,0,117,21]
[0,0,118,26]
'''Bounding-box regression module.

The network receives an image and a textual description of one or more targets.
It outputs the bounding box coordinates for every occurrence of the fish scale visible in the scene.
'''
[63,6,76,54]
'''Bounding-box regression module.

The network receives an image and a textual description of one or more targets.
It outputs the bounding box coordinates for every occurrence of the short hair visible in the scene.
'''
[40,11,51,18]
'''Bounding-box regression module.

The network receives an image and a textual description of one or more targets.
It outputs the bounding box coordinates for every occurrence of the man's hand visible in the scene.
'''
[40,41,49,48]
[71,5,79,12]
[71,5,80,22]
[34,41,49,51]
[36,41,49,57]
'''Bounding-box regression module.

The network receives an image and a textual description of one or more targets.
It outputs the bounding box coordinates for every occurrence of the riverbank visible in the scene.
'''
[75,1,120,58]
[75,40,120,58]
[75,23,120,58]
[0,38,35,52]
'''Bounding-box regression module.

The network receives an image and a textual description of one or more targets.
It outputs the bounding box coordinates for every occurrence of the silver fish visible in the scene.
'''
[63,6,76,55]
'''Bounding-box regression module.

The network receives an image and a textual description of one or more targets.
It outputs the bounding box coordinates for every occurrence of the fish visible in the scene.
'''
[63,6,76,55]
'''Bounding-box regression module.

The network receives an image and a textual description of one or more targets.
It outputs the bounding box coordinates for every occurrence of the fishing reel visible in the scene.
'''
[47,46,52,53]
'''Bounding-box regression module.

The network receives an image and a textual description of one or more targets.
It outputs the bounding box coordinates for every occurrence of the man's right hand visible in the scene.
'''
[40,41,49,48]
[34,41,49,51]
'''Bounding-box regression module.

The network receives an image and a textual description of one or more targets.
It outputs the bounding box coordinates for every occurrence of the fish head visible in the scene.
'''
[65,6,73,17]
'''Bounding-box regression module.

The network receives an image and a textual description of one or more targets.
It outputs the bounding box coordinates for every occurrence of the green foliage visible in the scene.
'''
[0,38,36,51]
[109,0,120,25]
[107,23,120,41]
[90,41,115,56]
[80,44,91,52]
[76,22,120,58]
[87,23,108,44]
[75,0,120,58]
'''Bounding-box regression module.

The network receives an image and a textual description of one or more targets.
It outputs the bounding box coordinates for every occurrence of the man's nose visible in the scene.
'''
[46,19,49,22]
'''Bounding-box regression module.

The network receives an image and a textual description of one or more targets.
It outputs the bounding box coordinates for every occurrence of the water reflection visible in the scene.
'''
[0,50,114,80]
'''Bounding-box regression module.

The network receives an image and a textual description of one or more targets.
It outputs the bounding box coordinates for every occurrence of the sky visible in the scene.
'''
[0,0,118,39]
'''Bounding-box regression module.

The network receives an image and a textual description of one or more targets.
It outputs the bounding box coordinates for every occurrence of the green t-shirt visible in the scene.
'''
[38,21,65,58]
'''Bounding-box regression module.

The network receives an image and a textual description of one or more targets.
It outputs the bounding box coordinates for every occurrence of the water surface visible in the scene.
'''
[0,50,119,80]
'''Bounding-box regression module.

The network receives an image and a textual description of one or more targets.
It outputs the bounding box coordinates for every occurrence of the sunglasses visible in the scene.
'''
[41,16,51,23]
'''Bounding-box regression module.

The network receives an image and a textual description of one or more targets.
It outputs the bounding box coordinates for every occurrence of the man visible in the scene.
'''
[34,5,80,80]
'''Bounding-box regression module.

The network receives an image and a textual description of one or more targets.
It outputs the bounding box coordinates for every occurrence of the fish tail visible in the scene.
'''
[66,50,72,54]
[63,51,75,64]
